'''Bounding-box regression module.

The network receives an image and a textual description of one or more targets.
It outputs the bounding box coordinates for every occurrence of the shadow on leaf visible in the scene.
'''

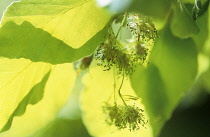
[0,21,107,64]
[0,70,51,133]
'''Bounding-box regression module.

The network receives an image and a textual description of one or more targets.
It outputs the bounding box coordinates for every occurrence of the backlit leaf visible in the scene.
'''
[170,1,199,38]
[0,0,111,63]
[0,58,76,133]
[0,21,107,64]
[128,0,172,20]
[130,25,198,136]
[1,0,111,49]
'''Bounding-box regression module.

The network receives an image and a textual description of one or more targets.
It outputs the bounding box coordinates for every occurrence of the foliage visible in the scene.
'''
[0,0,209,137]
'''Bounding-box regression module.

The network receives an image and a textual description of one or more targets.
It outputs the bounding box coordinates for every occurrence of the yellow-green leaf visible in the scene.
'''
[0,71,51,132]
[0,21,107,64]
[0,0,112,64]
[0,58,76,133]
[1,0,111,49]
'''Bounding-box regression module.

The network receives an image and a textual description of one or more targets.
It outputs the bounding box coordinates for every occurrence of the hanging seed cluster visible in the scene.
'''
[126,41,149,65]
[127,14,158,42]
[96,13,158,131]
[95,13,158,75]
[103,103,148,131]
[95,29,138,75]
[95,32,148,75]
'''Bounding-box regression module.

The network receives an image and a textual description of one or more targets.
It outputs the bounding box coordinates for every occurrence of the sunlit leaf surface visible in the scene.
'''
[0,0,111,63]
[0,0,18,19]
[0,21,107,64]
[0,58,76,133]
[1,0,111,49]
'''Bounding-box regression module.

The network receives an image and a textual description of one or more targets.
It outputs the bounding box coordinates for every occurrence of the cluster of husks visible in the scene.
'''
[96,13,158,131]
[95,30,137,75]
[95,30,149,75]
[95,13,158,75]
[127,14,158,42]
[103,103,147,131]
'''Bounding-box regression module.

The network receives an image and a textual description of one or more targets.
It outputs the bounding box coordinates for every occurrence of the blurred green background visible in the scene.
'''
[159,89,210,137]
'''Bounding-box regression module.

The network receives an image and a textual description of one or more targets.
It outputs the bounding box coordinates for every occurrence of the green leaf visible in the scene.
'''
[0,58,76,133]
[1,0,111,48]
[128,0,173,20]
[181,0,194,3]
[202,68,210,93]
[131,65,168,136]
[0,58,50,131]
[0,71,50,132]
[0,0,17,19]
[0,21,107,64]
[0,0,111,63]
[201,8,210,93]
[31,119,91,137]
[130,25,198,136]
[170,1,199,38]
[192,9,209,50]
